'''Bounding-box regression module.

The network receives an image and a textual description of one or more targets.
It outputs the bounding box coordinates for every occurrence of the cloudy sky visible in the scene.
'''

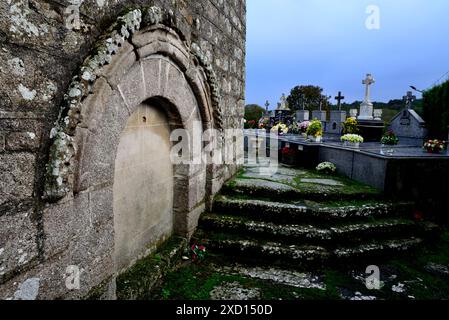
[246,0,449,108]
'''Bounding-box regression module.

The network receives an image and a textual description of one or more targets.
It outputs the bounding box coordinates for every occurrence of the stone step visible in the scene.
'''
[214,264,326,290]
[333,238,423,260]
[199,213,434,245]
[195,231,330,268]
[193,230,425,267]
[213,196,414,224]
[222,178,382,202]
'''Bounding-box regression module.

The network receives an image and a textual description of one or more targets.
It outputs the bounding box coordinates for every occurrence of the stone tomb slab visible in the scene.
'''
[234,179,298,193]
[300,179,344,187]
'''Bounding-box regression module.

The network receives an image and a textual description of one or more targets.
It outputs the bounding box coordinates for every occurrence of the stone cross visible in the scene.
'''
[335,91,345,111]
[362,74,375,103]
[302,98,309,111]
[403,91,416,109]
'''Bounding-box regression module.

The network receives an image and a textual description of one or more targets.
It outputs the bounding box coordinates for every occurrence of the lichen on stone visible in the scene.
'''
[191,42,223,130]
[44,9,142,201]
[145,6,163,25]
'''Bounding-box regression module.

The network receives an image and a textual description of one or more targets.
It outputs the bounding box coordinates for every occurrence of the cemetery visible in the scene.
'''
[1,0,449,303]
[246,74,449,222]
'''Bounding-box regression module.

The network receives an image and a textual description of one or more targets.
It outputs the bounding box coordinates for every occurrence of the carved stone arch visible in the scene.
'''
[44,9,223,202]
[43,9,224,275]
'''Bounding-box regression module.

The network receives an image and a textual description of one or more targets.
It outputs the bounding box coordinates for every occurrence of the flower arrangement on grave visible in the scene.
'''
[306,120,323,138]
[288,122,301,135]
[316,162,337,175]
[271,122,289,135]
[341,134,364,144]
[259,119,270,130]
[381,130,399,146]
[423,139,447,154]
[342,117,359,134]
[298,121,311,134]
[191,244,207,262]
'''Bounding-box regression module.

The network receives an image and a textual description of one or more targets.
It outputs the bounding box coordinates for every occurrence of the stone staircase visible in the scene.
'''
[193,166,439,269]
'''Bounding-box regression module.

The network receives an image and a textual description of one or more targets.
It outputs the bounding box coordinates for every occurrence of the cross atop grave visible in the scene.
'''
[362,74,375,103]
[265,100,270,113]
[335,91,345,111]
[403,91,416,109]
[302,98,309,111]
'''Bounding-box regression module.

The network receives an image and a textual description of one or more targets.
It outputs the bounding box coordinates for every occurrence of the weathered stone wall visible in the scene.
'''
[0,0,245,299]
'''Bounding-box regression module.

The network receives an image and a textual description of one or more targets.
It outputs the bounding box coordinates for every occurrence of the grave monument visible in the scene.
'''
[328,91,347,134]
[273,94,293,125]
[296,100,310,122]
[357,74,385,141]
[389,91,428,145]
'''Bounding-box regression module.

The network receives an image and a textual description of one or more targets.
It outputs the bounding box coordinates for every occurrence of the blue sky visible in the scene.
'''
[246,0,449,107]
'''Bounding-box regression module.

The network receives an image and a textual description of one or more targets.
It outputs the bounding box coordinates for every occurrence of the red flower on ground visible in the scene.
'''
[414,210,424,221]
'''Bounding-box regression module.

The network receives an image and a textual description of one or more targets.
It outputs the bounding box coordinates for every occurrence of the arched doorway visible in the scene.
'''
[43,13,226,295]
[113,103,174,271]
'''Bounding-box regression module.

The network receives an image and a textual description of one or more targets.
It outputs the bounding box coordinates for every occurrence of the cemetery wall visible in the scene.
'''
[0,0,246,299]
[385,158,449,224]
[318,146,388,190]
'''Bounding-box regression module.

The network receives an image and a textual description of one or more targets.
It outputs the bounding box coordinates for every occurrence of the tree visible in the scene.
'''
[286,85,329,113]
[244,104,265,128]
[423,80,449,139]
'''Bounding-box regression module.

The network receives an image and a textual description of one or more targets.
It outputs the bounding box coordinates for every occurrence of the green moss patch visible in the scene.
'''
[116,237,187,300]
[152,260,335,300]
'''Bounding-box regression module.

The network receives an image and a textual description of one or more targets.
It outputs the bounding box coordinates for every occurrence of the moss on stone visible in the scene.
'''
[116,237,187,300]
[224,167,382,203]
[84,278,112,300]
[152,230,449,300]
[153,260,335,300]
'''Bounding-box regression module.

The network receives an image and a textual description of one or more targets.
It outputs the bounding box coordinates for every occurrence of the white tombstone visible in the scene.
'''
[312,110,327,122]
[296,110,310,122]
[358,74,376,121]
[350,109,358,118]
[328,110,347,134]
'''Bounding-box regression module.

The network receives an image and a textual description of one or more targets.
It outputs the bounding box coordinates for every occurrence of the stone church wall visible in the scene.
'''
[0,0,246,299]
